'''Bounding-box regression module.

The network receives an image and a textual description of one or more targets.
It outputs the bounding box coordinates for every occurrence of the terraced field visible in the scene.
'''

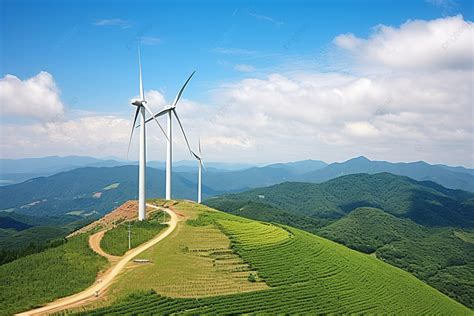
[101,202,268,303]
[80,202,471,314]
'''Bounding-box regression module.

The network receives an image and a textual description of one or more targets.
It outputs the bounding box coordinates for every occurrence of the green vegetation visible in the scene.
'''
[103,201,267,300]
[100,211,168,256]
[205,173,474,308]
[207,173,474,227]
[0,227,67,265]
[0,212,96,265]
[81,206,469,314]
[205,198,330,233]
[0,234,106,316]
[319,207,474,307]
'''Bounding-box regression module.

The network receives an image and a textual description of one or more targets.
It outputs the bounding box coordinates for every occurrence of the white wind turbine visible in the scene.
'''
[143,71,196,200]
[192,139,204,203]
[127,48,168,221]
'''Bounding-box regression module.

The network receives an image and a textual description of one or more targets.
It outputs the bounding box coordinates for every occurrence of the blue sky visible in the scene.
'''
[2,0,471,110]
[1,0,473,166]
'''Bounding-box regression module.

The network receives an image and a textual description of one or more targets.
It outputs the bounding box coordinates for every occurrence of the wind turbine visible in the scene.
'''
[192,139,204,203]
[143,71,196,200]
[127,48,168,221]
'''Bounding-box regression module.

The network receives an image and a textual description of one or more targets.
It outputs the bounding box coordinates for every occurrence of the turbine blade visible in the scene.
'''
[173,109,193,157]
[127,106,141,158]
[192,151,200,160]
[201,159,206,170]
[172,71,196,107]
[198,138,202,155]
[143,108,170,124]
[138,47,144,100]
[142,103,170,142]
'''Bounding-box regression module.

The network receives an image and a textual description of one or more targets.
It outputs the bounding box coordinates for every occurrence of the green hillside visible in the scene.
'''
[79,202,470,314]
[0,234,107,316]
[100,211,168,256]
[0,165,220,218]
[0,212,95,265]
[206,172,474,227]
[204,173,474,308]
[319,207,474,307]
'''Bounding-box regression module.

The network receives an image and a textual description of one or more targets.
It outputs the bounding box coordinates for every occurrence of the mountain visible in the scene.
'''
[0,156,131,186]
[301,156,474,192]
[207,173,474,227]
[0,165,221,218]
[3,155,473,193]
[0,156,257,186]
[204,173,474,308]
[265,159,328,174]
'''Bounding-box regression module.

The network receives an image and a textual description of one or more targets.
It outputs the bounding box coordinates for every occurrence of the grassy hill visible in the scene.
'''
[77,201,469,314]
[100,211,168,256]
[0,212,96,265]
[204,174,474,308]
[0,234,106,316]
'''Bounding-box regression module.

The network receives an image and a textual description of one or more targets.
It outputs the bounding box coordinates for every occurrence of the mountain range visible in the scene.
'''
[2,156,472,192]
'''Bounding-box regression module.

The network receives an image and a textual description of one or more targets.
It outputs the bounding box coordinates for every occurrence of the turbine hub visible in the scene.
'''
[131,99,144,106]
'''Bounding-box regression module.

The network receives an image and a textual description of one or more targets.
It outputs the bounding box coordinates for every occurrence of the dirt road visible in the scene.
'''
[88,230,120,262]
[17,204,178,316]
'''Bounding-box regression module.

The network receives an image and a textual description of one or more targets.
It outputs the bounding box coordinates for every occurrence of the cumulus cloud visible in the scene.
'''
[334,15,473,70]
[2,16,473,167]
[0,72,65,121]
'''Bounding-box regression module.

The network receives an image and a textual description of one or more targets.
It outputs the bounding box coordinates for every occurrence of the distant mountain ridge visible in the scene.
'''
[1,156,473,193]
[0,165,221,218]
[300,156,474,192]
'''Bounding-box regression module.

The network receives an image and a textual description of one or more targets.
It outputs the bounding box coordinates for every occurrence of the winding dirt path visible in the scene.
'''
[17,204,178,316]
[88,230,120,262]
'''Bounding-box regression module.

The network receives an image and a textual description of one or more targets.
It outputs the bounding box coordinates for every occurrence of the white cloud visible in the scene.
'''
[334,15,473,70]
[234,64,255,72]
[2,16,473,167]
[0,72,65,122]
[93,19,131,29]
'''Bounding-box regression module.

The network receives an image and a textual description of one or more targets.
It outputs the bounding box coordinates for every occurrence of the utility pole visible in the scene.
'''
[128,221,131,250]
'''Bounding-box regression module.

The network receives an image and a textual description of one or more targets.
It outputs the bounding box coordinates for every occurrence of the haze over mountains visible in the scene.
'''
[1,155,473,191]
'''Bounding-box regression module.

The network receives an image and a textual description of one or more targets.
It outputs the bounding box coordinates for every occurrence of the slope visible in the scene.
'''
[0,165,220,218]
[79,201,470,315]
[207,172,474,227]
[205,175,474,308]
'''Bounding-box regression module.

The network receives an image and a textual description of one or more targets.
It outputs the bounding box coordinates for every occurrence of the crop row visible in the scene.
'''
[78,210,469,314]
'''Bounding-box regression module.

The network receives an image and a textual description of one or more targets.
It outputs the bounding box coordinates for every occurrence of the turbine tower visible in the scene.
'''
[144,71,196,200]
[127,48,168,220]
[192,139,204,203]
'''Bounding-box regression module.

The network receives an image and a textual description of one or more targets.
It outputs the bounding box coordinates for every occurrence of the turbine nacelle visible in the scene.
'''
[131,99,146,106]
